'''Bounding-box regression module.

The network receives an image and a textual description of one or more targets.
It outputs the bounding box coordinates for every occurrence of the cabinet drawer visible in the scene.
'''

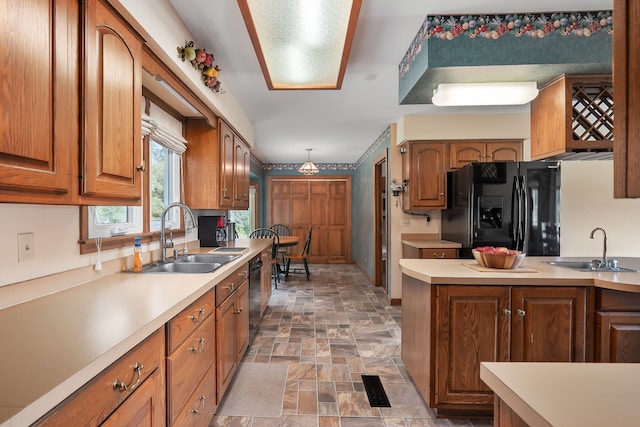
[171,364,217,427]
[34,328,165,426]
[167,314,216,425]
[597,288,640,311]
[216,264,248,306]
[419,248,458,259]
[167,290,215,353]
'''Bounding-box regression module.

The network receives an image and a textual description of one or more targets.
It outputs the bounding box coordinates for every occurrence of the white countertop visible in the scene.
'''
[399,257,640,292]
[401,239,462,249]
[0,239,269,427]
[480,362,640,427]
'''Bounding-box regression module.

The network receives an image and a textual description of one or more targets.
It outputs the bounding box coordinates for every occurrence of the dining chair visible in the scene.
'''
[270,224,291,265]
[249,228,281,287]
[285,227,312,280]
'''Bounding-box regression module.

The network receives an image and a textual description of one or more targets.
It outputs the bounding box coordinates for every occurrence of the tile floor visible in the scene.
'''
[210,264,494,427]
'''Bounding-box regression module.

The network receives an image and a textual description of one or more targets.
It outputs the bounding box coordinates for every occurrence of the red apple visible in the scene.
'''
[495,247,509,254]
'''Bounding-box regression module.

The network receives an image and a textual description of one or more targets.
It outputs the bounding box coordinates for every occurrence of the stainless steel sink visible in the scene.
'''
[174,254,240,264]
[546,260,638,273]
[211,247,248,253]
[142,262,221,273]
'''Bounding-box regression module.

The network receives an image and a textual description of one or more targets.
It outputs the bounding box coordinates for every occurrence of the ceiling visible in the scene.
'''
[168,0,611,165]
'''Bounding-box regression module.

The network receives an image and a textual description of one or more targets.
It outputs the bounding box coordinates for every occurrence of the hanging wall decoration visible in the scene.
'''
[177,40,222,93]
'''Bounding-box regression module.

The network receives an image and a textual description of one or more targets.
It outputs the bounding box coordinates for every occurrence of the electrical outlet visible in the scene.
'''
[401,218,410,227]
[18,232,35,262]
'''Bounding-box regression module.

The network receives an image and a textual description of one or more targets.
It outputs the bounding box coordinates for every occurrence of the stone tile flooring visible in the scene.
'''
[210,264,494,427]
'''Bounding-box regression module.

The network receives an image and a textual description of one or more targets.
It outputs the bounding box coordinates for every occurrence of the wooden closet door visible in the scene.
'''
[309,181,328,263]
[326,181,349,262]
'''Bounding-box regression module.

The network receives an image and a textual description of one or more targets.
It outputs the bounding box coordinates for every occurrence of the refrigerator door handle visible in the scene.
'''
[520,176,529,252]
[511,176,519,245]
[516,176,525,251]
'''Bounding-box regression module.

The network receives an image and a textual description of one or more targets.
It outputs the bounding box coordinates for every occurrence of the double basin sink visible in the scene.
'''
[546,260,638,273]
[135,247,247,273]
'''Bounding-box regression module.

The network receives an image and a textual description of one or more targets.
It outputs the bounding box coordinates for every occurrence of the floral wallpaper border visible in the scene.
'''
[399,11,613,78]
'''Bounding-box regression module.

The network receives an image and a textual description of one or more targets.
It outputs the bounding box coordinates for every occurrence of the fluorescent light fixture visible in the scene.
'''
[238,0,362,90]
[431,82,539,106]
[298,149,319,175]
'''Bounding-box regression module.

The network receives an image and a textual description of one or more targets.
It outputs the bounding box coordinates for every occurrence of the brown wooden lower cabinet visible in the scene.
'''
[215,278,249,402]
[493,396,529,427]
[33,328,166,426]
[596,288,640,362]
[402,276,591,417]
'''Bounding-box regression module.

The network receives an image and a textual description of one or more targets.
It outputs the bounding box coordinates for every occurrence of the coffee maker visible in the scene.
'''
[197,215,224,247]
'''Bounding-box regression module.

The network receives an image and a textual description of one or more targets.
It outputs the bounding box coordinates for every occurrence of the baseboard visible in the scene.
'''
[389,298,401,306]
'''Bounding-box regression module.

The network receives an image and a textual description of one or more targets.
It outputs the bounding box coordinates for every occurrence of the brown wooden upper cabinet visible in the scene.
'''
[401,141,447,211]
[0,0,144,205]
[530,74,613,161]
[80,0,143,204]
[448,140,522,169]
[613,0,640,198]
[184,119,250,210]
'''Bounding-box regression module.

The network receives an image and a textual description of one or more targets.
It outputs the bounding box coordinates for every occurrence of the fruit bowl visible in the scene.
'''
[472,247,526,270]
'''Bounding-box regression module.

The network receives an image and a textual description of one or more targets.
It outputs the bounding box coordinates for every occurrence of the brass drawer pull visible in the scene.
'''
[191,395,206,415]
[224,283,234,292]
[433,252,446,259]
[188,338,205,354]
[113,362,143,392]
[189,308,205,323]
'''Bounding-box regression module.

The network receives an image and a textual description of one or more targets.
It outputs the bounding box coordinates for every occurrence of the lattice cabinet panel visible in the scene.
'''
[572,82,614,142]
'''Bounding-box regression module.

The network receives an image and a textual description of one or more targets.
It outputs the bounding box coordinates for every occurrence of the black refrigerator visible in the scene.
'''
[441,161,560,259]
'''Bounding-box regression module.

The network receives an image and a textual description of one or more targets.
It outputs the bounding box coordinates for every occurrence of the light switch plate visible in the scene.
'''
[18,232,34,262]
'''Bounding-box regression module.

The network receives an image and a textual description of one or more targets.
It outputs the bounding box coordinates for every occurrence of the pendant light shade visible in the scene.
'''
[298,148,319,175]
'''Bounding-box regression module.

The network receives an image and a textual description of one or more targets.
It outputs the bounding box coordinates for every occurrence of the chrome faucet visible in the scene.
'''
[160,202,197,263]
[589,227,608,268]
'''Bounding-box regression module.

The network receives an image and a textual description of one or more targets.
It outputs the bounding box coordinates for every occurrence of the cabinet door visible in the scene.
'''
[408,143,446,209]
[219,121,235,208]
[100,368,165,427]
[596,312,640,362]
[486,141,522,163]
[236,280,250,360]
[0,0,76,203]
[216,293,237,402]
[260,249,273,315]
[82,0,142,203]
[448,142,484,169]
[435,285,510,409]
[511,287,587,362]
[233,139,250,209]
[326,181,349,263]
[310,181,328,263]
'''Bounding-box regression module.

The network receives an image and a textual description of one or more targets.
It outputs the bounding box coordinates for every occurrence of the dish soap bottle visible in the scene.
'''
[133,237,143,272]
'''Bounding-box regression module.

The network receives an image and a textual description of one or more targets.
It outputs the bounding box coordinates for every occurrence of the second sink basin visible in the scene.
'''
[144,262,221,273]
[546,260,638,273]
[175,254,241,264]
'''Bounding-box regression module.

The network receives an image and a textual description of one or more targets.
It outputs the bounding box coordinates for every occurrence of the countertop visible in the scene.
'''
[401,239,462,249]
[0,239,270,427]
[399,256,640,292]
[480,362,640,427]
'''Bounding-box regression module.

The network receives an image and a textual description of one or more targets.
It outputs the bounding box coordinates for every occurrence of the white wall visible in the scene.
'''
[0,204,197,287]
[560,160,640,258]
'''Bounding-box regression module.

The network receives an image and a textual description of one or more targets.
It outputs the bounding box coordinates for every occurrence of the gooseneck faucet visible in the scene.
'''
[160,202,197,263]
[590,227,608,267]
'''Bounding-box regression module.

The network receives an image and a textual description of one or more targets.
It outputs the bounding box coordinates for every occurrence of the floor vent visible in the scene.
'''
[361,375,391,407]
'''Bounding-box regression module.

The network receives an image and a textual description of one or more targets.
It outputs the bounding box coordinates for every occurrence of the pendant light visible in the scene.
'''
[298,148,319,175]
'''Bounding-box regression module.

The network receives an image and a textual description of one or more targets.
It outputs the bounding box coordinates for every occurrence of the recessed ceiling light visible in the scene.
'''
[238,0,362,90]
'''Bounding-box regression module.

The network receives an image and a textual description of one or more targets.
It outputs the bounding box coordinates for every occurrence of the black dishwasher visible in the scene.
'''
[248,255,262,348]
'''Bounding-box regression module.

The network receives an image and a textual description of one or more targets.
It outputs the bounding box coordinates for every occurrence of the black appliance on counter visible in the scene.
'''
[248,255,262,348]
[197,215,223,247]
[441,161,561,259]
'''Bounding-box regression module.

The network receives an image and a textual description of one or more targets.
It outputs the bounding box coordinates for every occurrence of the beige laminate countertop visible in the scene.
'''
[399,256,640,293]
[480,362,640,427]
[0,239,270,427]
[401,239,462,249]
